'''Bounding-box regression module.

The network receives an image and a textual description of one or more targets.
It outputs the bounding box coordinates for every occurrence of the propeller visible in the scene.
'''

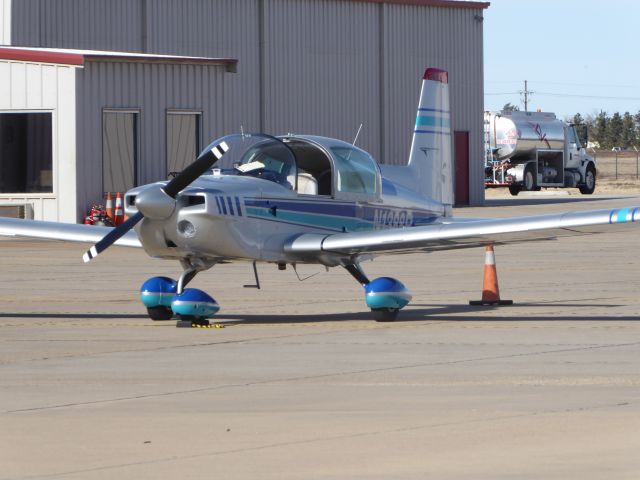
[82,140,229,263]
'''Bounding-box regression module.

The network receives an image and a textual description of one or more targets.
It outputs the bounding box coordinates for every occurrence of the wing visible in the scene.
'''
[285,206,640,257]
[0,217,141,248]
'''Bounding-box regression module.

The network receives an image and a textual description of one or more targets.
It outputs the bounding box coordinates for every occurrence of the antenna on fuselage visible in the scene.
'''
[352,123,363,146]
[240,124,245,138]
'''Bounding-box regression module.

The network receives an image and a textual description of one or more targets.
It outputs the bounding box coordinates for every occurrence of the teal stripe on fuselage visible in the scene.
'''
[245,207,373,232]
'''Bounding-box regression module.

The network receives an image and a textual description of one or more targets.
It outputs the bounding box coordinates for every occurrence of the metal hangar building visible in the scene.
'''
[0,0,488,222]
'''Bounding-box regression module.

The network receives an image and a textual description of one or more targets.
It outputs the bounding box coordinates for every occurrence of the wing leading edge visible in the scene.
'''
[0,217,141,248]
[285,206,640,257]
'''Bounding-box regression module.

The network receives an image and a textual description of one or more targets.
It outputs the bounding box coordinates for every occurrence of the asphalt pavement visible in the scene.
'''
[1,194,639,479]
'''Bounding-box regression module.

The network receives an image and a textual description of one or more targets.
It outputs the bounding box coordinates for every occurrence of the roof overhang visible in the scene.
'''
[0,47,238,71]
[345,0,489,8]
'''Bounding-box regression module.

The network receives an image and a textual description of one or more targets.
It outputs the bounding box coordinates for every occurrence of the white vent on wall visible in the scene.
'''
[0,204,34,219]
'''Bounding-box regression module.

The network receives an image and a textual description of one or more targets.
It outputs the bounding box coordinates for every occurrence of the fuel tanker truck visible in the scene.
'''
[484,110,596,195]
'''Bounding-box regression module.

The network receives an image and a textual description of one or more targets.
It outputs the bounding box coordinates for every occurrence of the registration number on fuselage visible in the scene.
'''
[373,209,414,229]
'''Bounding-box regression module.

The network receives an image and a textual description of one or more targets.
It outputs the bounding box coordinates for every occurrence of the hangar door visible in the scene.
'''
[103,110,138,194]
[166,112,200,176]
[454,131,470,206]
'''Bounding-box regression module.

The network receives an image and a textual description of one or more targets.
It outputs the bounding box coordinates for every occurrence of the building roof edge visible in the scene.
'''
[0,46,238,68]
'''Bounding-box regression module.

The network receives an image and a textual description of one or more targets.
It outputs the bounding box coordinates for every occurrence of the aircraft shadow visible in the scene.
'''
[217,302,637,324]
[0,303,635,324]
[0,313,148,319]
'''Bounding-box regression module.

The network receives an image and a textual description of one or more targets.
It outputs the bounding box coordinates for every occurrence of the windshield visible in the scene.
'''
[200,134,297,189]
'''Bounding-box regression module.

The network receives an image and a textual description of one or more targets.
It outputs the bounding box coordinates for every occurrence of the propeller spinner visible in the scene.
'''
[82,140,229,263]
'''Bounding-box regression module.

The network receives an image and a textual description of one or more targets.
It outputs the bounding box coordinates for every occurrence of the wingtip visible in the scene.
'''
[82,252,91,263]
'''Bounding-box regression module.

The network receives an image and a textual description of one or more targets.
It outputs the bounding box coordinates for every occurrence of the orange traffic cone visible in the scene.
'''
[114,192,124,226]
[105,192,114,223]
[469,245,513,306]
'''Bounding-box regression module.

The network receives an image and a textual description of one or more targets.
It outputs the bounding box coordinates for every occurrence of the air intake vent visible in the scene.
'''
[187,196,205,206]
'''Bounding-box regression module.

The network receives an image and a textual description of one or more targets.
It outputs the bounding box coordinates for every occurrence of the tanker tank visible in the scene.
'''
[487,111,566,163]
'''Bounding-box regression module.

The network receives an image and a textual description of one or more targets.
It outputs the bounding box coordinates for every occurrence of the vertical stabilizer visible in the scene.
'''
[408,68,453,207]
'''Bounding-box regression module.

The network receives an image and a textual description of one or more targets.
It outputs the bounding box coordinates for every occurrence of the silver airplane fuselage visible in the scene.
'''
[126,135,446,267]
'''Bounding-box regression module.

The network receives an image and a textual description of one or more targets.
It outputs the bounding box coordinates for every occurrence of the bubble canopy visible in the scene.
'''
[200,134,297,189]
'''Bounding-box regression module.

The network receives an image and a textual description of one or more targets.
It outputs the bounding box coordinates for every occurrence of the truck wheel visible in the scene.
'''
[523,164,537,191]
[579,164,596,195]
[508,185,521,196]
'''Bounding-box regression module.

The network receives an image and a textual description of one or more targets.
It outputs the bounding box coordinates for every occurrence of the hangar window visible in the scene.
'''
[166,112,201,176]
[103,110,138,194]
[0,112,53,193]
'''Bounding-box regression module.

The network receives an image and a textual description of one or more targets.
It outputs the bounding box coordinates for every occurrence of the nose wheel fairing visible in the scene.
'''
[140,258,220,326]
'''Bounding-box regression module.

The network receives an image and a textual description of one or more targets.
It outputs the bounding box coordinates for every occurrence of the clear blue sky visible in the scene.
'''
[484,0,640,120]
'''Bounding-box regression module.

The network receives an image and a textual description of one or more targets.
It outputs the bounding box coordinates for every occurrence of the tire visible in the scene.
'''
[508,185,521,196]
[522,164,537,191]
[372,308,399,322]
[147,306,173,321]
[579,164,596,195]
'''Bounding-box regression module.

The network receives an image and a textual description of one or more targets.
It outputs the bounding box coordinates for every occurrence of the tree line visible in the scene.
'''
[571,112,639,151]
[501,103,639,150]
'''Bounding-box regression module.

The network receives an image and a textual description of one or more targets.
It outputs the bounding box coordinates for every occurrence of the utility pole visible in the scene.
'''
[520,80,534,112]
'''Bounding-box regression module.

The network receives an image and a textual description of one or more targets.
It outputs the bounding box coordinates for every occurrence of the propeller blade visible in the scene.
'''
[82,212,143,263]
[163,140,229,198]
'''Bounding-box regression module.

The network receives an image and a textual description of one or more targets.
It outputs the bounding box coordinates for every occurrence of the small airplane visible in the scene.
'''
[1,68,638,326]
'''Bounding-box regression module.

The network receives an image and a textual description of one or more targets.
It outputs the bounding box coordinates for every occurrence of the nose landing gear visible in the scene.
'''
[172,288,220,327]
[140,258,221,327]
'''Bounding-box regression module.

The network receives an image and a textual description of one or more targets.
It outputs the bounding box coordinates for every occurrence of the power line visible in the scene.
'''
[535,92,640,101]
[487,80,639,89]
[485,91,640,101]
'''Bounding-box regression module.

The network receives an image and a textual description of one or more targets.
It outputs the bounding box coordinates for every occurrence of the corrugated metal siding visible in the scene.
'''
[12,0,485,206]
[143,0,261,136]
[263,0,381,158]
[75,60,233,220]
[10,0,39,46]
[0,0,11,44]
[383,4,484,204]
[12,0,143,51]
[0,59,78,222]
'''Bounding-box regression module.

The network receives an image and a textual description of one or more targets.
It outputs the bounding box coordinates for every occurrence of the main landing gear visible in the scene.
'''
[140,259,219,327]
[344,264,412,322]
[140,259,412,324]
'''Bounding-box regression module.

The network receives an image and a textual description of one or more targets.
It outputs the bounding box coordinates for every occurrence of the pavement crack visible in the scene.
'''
[6,399,633,480]
[5,340,639,414]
